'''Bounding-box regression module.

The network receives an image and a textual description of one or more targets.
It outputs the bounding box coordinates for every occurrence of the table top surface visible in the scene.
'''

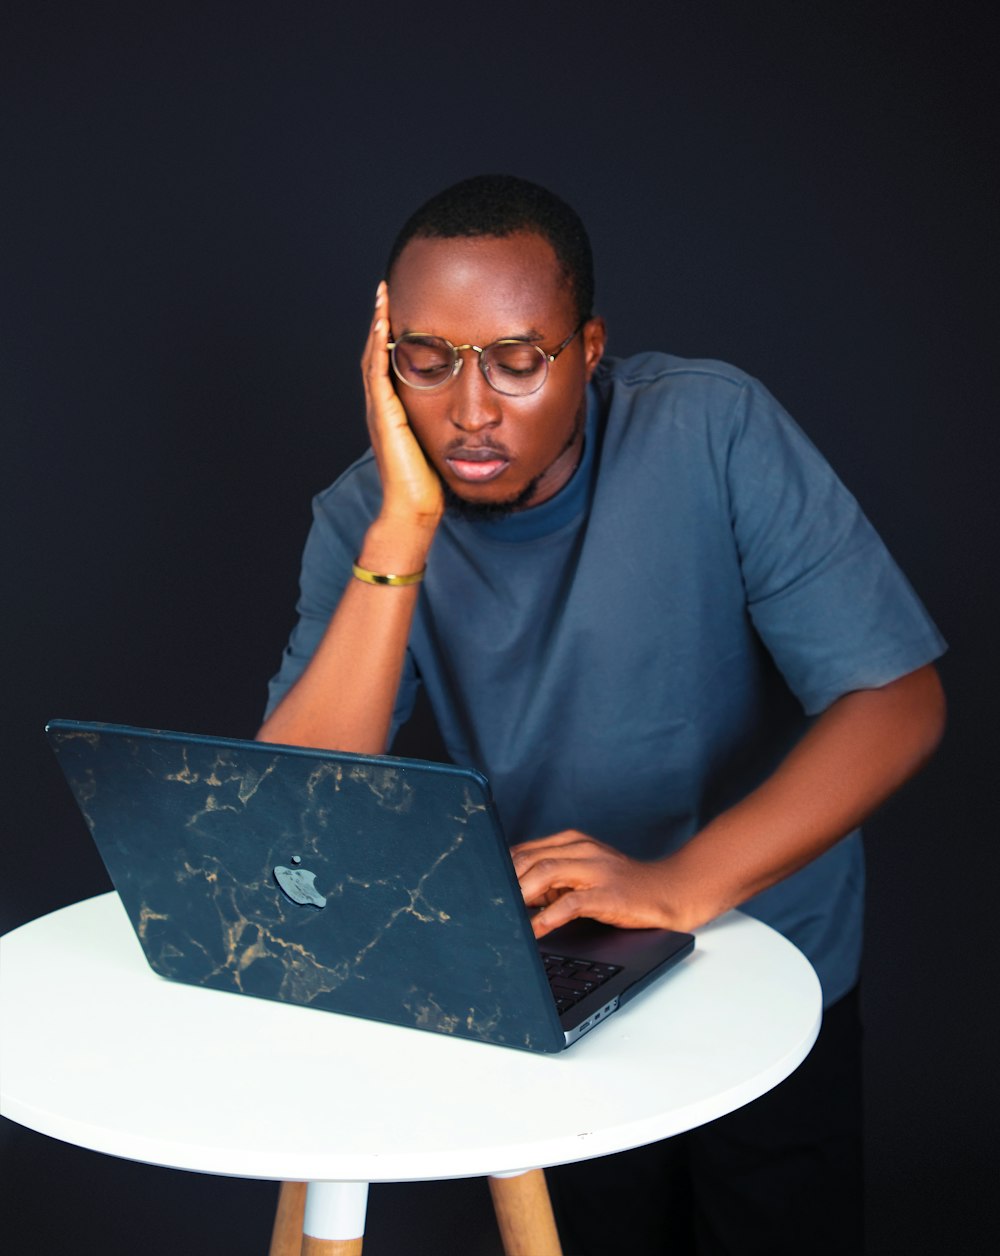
[1,892,821,1183]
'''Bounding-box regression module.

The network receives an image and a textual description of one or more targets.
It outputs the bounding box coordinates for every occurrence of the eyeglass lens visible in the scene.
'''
[391,336,549,396]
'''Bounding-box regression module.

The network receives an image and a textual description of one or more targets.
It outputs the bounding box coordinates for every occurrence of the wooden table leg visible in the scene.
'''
[270,1181,308,1256]
[301,1237,363,1255]
[489,1169,563,1256]
[272,1172,557,1255]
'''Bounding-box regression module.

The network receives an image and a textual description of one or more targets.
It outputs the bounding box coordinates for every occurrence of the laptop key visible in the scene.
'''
[543,952,623,1012]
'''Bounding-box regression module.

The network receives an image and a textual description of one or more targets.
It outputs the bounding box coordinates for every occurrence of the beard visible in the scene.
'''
[440,475,542,522]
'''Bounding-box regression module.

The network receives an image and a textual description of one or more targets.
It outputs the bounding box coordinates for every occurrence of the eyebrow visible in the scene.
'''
[397,327,546,344]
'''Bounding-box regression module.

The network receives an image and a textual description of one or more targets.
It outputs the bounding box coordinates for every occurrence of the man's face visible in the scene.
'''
[387,232,606,515]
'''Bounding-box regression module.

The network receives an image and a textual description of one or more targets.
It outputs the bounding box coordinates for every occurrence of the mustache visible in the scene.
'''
[443,437,512,460]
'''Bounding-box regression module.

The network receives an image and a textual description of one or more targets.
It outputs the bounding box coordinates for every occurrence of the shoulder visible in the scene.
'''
[593,351,797,456]
[595,351,755,401]
[589,353,847,519]
[593,352,775,434]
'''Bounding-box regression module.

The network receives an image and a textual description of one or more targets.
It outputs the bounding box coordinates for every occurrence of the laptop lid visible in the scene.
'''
[46,720,692,1053]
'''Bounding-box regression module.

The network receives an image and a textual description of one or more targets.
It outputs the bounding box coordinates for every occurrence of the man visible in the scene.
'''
[259,175,946,1254]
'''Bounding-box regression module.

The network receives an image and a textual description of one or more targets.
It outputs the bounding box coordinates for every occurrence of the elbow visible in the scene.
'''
[898,662,947,771]
[919,663,947,762]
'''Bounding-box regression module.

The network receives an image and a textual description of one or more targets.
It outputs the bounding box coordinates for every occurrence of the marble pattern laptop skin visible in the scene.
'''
[47,721,566,1052]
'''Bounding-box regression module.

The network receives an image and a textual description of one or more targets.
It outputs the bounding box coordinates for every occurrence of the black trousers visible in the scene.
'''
[546,986,864,1256]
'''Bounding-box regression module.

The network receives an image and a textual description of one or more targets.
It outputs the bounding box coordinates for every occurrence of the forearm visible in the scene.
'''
[258,282,446,754]
[513,664,945,939]
[256,517,436,753]
[659,663,946,929]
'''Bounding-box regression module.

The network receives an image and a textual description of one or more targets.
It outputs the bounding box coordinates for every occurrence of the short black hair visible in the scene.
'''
[386,174,594,323]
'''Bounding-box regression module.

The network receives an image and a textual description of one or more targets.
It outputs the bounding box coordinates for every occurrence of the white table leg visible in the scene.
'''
[300,1180,370,1255]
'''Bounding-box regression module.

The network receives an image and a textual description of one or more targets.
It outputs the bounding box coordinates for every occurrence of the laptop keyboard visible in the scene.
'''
[542,952,623,1014]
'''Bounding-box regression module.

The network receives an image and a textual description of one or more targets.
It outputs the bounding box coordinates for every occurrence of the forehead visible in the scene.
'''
[388,232,574,339]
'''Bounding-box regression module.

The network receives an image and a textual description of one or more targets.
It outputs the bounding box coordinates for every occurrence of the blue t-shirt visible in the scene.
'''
[267,353,946,1005]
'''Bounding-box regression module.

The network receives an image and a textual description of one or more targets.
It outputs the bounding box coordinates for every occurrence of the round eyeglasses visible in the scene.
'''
[388,323,584,397]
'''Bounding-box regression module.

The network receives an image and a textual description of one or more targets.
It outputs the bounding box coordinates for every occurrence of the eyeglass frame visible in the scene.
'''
[386,321,587,396]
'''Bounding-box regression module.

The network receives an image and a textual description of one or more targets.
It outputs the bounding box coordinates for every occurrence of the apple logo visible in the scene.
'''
[273,855,327,909]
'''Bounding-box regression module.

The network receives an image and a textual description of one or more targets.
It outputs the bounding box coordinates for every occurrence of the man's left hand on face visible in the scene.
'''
[511,831,673,939]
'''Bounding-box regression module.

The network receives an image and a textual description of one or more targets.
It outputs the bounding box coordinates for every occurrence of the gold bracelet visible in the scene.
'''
[351,560,425,587]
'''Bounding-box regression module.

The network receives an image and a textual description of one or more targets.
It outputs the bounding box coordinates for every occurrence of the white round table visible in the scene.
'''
[1,893,821,1253]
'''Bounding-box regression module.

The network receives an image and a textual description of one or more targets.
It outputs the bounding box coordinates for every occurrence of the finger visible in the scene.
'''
[362,283,391,384]
[361,282,383,352]
[511,830,590,856]
[510,830,597,864]
[363,285,398,401]
[362,295,411,450]
[512,842,608,883]
[530,890,593,939]
[517,856,598,909]
[532,883,653,938]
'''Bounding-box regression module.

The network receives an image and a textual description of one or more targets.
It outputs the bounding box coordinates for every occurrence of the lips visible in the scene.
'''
[444,445,511,484]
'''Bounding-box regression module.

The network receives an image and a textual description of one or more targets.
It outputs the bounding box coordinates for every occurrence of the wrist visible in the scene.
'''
[652,850,730,933]
[658,833,743,934]
[352,560,424,587]
[359,515,438,576]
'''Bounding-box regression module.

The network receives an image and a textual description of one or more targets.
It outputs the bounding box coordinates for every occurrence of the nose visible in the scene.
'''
[448,352,503,432]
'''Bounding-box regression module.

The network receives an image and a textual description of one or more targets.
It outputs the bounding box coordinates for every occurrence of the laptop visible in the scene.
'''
[46,719,694,1053]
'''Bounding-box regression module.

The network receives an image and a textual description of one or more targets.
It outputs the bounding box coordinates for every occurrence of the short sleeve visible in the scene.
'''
[726,379,946,714]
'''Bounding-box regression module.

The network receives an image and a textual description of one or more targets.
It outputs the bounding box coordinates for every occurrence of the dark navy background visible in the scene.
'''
[3,4,995,1253]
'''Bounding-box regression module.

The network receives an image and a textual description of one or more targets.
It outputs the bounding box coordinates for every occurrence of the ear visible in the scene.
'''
[582,317,607,380]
